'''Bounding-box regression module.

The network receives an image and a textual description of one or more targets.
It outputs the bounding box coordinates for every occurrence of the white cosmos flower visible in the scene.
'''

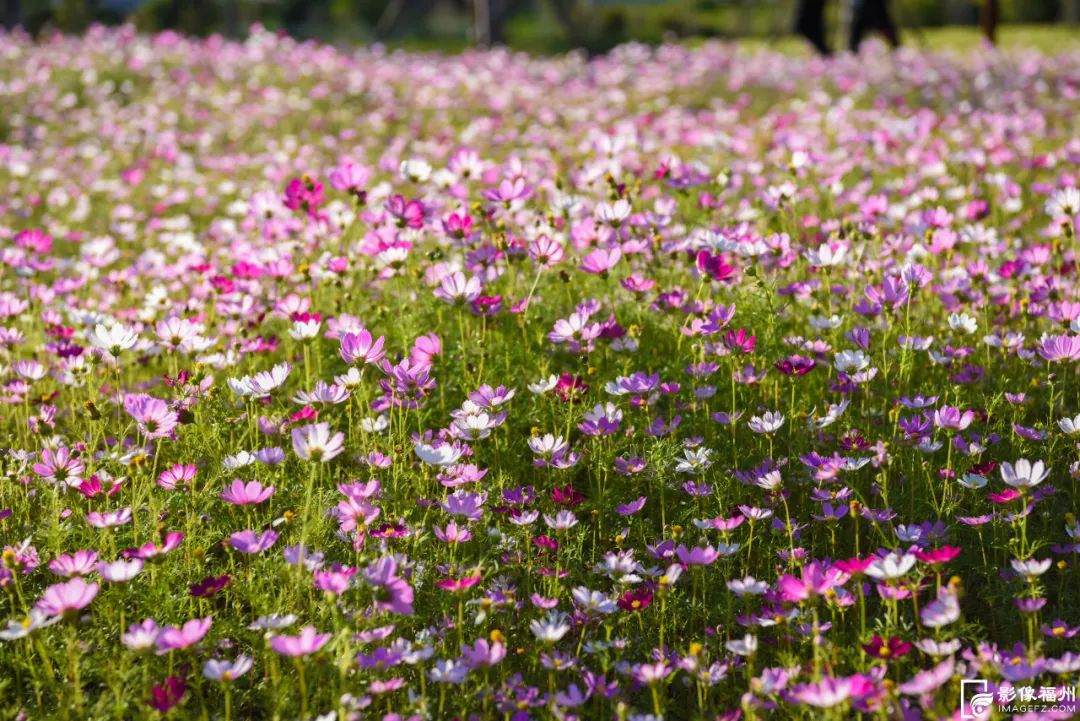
[864,552,917,580]
[958,474,987,490]
[727,576,768,596]
[291,423,345,463]
[400,158,432,183]
[834,350,870,373]
[1058,414,1080,435]
[248,363,291,398]
[0,608,61,640]
[1046,187,1080,219]
[1000,459,1049,490]
[725,634,758,656]
[530,611,570,643]
[571,588,616,615]
[222,451,256,470]
[88,321,139,356]
[812,399,850,429]
[528,433,568,457]
[809,314,843,330]
[805,242,846,267]
[675,447,713,474]
[414,442,463,467]
[528,374,558,394]
[1010,558,1051,580]
[948,313,978,334]
[748,411,784,434]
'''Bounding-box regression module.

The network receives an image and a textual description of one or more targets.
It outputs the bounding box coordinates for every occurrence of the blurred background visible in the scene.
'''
[1,0,1079,53]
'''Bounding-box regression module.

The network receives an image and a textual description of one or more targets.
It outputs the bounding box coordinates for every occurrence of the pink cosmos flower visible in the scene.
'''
[148,676,186,713]
[329,161,371,193]
[410,333,442,367]
[35,577,99,617]
[932,405,974,431]
[1038,335,1080,362]
[579,247,621,275]
[364,556,414,615]
[219,479,275,506]
[777,561,847,603]
[87,507,133,529]
[33,446,84,487]
[124,531,184,560]
[460,638,506,668]
[123,393,179,439]
[48,550,98,577]
[283,175,324,217]
[675,544,719,566]
[339,330,386,366]
[269,626,331,657]
[434,271,482,304]
[157,463,197,490]
[155,616,213,654]
[696,250,736,282]
[528,235,565,267]
[436,571,482,592]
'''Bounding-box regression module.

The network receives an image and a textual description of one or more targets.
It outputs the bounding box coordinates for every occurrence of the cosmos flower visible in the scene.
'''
[219,480,275,506]
[269,626,331,657]
[35,578,99,617]
[155,617,212,653]
[1000,459,1050,490]
[203,655,253,682]
[291,423,345,462]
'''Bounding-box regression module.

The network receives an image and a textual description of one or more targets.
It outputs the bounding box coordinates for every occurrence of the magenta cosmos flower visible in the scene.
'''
[269,626,331,657]
[777,561,847,603]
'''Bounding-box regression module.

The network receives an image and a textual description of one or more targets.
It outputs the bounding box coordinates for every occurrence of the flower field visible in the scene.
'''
[3,24,1080,721]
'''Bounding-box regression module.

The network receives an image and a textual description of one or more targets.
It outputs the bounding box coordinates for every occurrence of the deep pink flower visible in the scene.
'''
[148,676,186,712]
[696,250,736,282]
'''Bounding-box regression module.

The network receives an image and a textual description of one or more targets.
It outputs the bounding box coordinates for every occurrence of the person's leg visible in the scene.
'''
[850,0,899,52]
[980,0,999,45]
[876,0,900,48]
[796,0,831,56]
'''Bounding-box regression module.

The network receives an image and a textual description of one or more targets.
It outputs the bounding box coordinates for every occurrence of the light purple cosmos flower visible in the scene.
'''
[228,530,279,554]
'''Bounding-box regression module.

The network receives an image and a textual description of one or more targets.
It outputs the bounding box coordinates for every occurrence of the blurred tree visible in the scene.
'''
[53,0,91,31]
[546,0,588,47]
[0,0,19,28]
